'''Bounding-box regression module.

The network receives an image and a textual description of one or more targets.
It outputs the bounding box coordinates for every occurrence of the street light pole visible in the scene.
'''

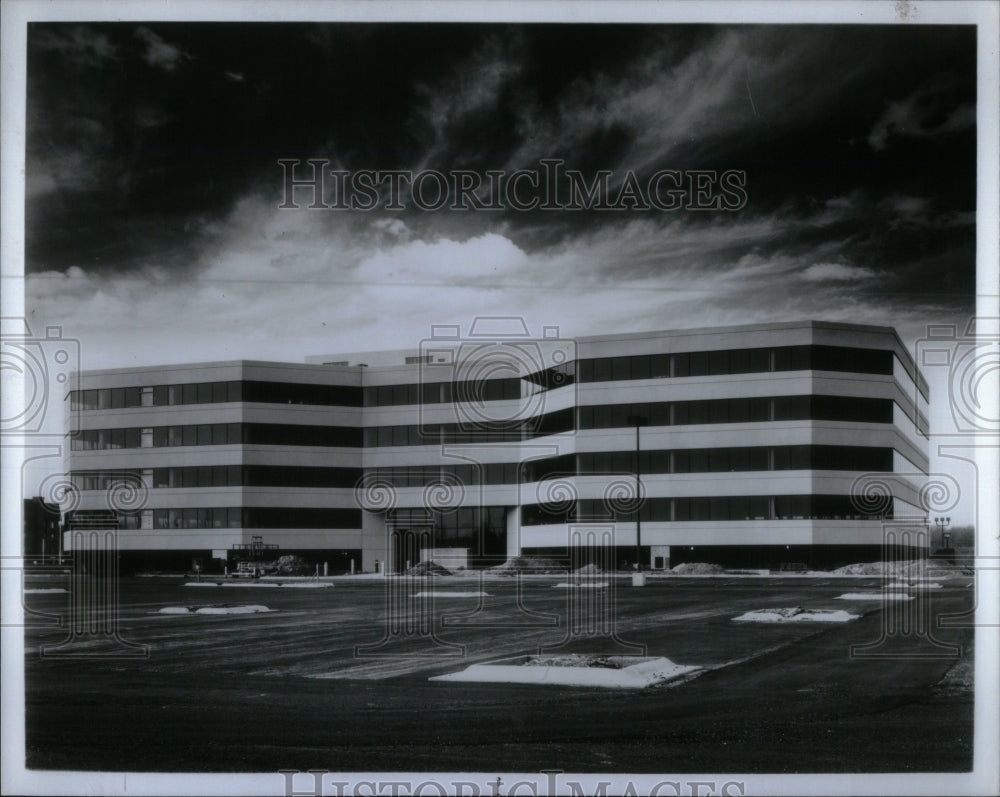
[934,516,951,551]
[627,415,647,570]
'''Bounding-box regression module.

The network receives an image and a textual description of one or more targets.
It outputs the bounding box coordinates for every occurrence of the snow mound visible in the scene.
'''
[431,655,700,688]
[489,556,565,574]
[671,562,725,575]
[406,561,452,577]
[733,607,859,623]
[412,591,489,598]
[196,604,273,614]
[24,588,67,594]
[184,581,331,588]
[573,563,604,575]
[270,555,314,576]
[837,593,914,601]
[833,560,963,577]
[159,604,274,615]
[553,582,608,589]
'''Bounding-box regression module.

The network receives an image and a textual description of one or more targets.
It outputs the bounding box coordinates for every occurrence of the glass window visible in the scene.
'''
[649,354,670,379]
[709,449,729,471]
[689,352,710,376]
[610,404,631,428]
[709,350,729,375]
[728,398,750,423]
[229,508,242,528]
[750,496,770,520]
[125,387,142,407]
[730,448,750,471]
[97,389,111,409]
[197,424,212,445]
[196,382,212,404]
[180,425,195,446]
[729,496,750,520]
[110,388,125,409]
[420,382,439,404]
[82,389,98,410]
[611,357,630,381]
[592,358,612,382]
[773,347,791,372]
[125,427,140,448]
[672,353,690,377]
[710,400,729,424]
[788,346,811,371]
[729,349,750,374]
[692,498,711,521]
[210,382,227,403]
[749,348,770,372]
[689,401,710,425]
[748,398,770,423]
[629,355,650,380]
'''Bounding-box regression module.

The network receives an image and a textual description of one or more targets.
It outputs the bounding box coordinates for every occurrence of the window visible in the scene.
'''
[212,382,228,403]
[592,358,612,382]
[709,350,729,375]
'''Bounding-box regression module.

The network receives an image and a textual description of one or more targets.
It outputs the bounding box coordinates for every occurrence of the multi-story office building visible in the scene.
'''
[65,320,929,573]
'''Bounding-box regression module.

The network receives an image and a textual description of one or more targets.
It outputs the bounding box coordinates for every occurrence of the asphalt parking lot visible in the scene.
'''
[21,573,975,773]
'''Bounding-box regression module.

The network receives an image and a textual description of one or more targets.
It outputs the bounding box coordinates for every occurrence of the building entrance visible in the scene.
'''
[391,527,433,573]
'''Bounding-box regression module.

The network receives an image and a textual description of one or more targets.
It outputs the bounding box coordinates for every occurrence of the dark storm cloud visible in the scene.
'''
[25,21,976,370]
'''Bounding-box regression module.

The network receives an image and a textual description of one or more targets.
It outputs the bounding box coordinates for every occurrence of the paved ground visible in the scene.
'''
[22,573,974,773]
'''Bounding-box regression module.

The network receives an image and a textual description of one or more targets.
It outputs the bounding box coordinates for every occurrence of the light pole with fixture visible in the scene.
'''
[627,414,648,570]
[934,516,951,551]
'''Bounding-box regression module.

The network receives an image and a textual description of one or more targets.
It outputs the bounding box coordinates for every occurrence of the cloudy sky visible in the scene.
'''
[20,21,984,520]
[25,22,976,364]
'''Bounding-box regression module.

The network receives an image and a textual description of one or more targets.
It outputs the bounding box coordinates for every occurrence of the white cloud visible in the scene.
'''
[135,27,193,72]
[868,81,974,150]
[34,26,118,67]
[801,263,879,282]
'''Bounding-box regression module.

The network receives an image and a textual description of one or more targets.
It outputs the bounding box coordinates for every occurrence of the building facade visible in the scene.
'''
[65,321,929,573]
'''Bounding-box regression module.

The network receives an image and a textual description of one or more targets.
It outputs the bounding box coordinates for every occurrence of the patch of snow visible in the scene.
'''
[159,605,274,614]
[836,593,914,601]
[412,591,489,598]
[184,581,331,588]
[671,562,725,575]
[732,607,859,623]
[195,605,273,614]
[553,582,609,589]
[24,588,67,594]
[431,655,699,688]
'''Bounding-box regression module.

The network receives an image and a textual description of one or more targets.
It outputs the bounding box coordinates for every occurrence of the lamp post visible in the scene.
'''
[934,516,951,551]
[627,415,648,570]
